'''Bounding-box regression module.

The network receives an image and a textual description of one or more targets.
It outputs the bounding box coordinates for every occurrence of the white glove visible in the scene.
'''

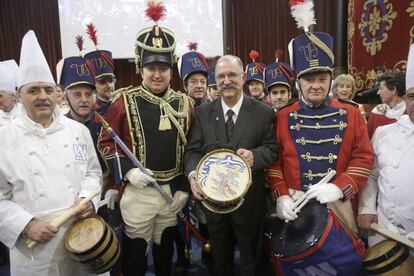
[289,188,305,202]
[304,183,343,204]
[104,189,119,210]
[169,191,189,214]
[125,168,155,188]
[276,195,298,221]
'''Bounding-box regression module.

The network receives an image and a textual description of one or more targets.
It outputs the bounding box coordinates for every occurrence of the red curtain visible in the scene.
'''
[0,0,62,81]
[223,0,347,74]
[348,0,414,90]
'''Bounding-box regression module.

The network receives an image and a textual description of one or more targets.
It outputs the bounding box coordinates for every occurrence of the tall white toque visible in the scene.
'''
[406,43,414,91]
[17,30,55,89]
[0,60,19,93]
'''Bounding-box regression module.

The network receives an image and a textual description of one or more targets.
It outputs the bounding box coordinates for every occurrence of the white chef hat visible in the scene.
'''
[0,59,18,94]
[17,30,55,89]
[406,43,414,91]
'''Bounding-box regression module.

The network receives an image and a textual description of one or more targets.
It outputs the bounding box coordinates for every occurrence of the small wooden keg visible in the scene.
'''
[64,215,120,274]
[363,240,414,275]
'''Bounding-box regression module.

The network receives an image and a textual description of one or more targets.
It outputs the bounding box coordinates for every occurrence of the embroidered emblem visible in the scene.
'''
[73,144,88,161]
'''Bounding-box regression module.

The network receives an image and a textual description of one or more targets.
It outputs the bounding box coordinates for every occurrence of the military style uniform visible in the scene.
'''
[93,97,111,116]
[98,84,192,275]
[268,98,373,210]
[99,84,191,186]
[266,3,374,274]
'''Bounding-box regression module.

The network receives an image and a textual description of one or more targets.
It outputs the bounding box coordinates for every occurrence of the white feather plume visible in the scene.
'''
[290,0,316,31]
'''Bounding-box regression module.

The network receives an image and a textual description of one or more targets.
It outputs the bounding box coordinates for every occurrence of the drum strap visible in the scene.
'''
[331,211,366,256]
[365,247,409,274]
[363,242,402,267]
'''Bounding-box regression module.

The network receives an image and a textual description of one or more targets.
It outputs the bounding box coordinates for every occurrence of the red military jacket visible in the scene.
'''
[267,98,374,201]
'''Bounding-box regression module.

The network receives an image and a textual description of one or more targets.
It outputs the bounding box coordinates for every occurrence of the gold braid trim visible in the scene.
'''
[139,86,189,145]
[290,109,346,120]
[305,32,335,64]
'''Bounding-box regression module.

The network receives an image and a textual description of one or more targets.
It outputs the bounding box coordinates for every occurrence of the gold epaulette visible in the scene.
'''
[111,85,136,102]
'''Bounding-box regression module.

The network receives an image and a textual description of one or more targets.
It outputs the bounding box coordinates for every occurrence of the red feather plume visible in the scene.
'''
[289,0,305,6]
[75,35,84,53]
[187,42,198,51]
[86,23,98,47]
[249,50,259,62]
[275,49,284,60]
[196,53,209,70]
[145,1,166,22]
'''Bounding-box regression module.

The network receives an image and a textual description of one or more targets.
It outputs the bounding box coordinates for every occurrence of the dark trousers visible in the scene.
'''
[206,212,262,276]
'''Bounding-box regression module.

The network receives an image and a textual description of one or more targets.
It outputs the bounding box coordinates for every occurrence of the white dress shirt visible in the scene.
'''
[221,94,244,124]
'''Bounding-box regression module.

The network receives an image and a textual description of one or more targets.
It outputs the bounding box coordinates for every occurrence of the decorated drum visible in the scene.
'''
[64,215,120,274]
[264,200,365,275]
[195,149,251,213]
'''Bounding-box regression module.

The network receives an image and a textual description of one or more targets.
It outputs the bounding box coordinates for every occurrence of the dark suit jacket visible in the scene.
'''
[184,96,278,221]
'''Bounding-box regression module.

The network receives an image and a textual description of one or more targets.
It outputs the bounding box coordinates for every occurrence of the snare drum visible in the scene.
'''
[264,200,365,275]
[195,149,251,214]
[64,215,120,274]
[363,240,414,275]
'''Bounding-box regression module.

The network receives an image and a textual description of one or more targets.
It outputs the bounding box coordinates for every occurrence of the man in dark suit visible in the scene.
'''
[184,55,278,276]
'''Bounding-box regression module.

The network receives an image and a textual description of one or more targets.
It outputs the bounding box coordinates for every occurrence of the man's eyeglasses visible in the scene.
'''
[216,72,243,82]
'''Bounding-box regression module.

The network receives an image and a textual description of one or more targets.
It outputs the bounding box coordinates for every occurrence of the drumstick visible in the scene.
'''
[370,223,414,250]
[26,189,101,249]
[292,170,336,214]
[291,170,335,210]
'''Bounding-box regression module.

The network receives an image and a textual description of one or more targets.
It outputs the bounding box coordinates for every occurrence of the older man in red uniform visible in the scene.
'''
[266,1,373,275]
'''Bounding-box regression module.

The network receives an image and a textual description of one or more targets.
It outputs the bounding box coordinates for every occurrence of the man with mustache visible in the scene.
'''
[358,44,414,250]
[178,45,208,106]
[185,55,278,275]
[0,30,102,276]
[366,71,406,138]
[98,5,192,275]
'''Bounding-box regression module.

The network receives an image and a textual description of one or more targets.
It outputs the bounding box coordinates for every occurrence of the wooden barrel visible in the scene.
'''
[64,215,120,274]
[363,240,414,275]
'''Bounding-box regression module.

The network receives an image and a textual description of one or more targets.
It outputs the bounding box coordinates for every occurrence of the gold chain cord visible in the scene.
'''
[305,32,335,64]
[140,86,189,145]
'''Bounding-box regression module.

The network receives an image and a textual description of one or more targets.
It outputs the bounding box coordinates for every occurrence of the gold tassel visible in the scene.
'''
[159,115,172,130]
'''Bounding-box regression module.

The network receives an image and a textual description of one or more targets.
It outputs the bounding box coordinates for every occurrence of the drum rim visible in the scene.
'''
[195,148,252,204]
[201,197,245,214]
[91,242,121,274]
[64,215,107,254]
[267,201,330,259]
